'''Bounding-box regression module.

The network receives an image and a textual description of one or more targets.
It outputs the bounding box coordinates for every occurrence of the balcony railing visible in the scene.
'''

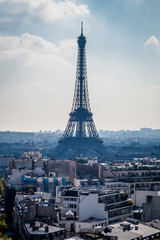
[105,201,133,211]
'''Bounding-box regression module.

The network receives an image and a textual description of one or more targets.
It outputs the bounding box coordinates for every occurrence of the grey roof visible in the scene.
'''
[107,221,160,240]
[25,222,65,235]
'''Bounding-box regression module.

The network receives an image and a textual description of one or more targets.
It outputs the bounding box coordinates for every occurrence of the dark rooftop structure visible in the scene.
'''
[22,221,66,240]
[63,190,79,197]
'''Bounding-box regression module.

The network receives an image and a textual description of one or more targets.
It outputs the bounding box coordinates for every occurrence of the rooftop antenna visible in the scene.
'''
[81,22,83,35]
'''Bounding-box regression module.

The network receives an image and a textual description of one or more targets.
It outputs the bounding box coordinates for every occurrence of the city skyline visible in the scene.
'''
[0,0,160,132]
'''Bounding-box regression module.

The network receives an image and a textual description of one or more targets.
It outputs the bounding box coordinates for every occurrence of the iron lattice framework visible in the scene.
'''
[54,23,105,158]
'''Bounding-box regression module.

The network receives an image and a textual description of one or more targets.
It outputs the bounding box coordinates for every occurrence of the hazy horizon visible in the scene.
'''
[0,127,159,133]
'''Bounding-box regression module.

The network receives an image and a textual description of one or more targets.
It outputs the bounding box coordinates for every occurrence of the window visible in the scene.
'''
[69,204,76,208]
[62,223,65,228]
[64,203,69,208]
[64,198,69,201]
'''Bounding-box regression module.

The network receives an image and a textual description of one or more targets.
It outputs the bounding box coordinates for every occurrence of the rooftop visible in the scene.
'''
[24,221,65,235]
[107,220,160,240]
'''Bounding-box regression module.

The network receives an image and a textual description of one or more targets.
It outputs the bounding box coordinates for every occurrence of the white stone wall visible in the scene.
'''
[75,219,107,233]
[132,190,160,206]
[74,179,81,188]
[79,193,108,221]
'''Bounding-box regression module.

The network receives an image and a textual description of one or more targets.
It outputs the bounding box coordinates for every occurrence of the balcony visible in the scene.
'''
[105,200,133,211]
[98,193,128,204]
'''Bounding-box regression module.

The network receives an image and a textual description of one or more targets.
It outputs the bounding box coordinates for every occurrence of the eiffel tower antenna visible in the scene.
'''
[81,22,83,35]
[54,23,105,158]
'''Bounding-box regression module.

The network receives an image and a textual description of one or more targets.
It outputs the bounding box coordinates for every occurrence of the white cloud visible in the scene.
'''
[0,33,77,60]
[0,33,77,131]
[0,17,13,23]
[0,0,89,22]
[0,33,56,52]
[0,33,77,89]
[144,36,159,47]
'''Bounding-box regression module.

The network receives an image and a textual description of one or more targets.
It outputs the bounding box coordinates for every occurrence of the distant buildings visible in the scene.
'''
[1,127,160,159]
[0,156,11,175]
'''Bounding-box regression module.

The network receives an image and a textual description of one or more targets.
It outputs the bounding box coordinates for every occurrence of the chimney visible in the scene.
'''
[135,225,138,230]
[45,226,49,232]
[32,159,35,170]
[30,221,35,227]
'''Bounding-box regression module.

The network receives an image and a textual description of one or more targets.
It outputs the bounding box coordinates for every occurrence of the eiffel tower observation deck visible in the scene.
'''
[54,23,105,159]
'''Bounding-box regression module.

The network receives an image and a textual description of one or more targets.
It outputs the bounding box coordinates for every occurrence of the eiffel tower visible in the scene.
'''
[54,23,105,158]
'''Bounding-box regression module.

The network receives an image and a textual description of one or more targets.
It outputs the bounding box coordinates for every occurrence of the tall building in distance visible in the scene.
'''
[54,23,105,159]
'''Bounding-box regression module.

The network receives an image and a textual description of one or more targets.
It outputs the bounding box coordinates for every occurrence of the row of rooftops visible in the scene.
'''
[6,152,160,239]
[64,218,160,240]
[62,187,122,197]
[14,190,159,240]
[16,193,54,213]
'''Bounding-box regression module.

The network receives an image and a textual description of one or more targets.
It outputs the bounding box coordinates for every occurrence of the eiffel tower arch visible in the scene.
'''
[54,23,105,159]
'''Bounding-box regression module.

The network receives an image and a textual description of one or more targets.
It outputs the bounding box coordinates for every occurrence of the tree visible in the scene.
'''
[0,233,9,240]
[0,221,7,234]
[0,176,5,199]
[0,214,6,222]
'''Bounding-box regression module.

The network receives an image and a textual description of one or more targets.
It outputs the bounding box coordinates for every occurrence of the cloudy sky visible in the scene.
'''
[0,0,160,132]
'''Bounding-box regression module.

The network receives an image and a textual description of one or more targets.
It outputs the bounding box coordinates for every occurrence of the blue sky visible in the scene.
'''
[0,0,160,132]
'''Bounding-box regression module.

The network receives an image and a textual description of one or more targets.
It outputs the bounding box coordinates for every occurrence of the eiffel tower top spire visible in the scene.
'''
[81,22,83,35]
